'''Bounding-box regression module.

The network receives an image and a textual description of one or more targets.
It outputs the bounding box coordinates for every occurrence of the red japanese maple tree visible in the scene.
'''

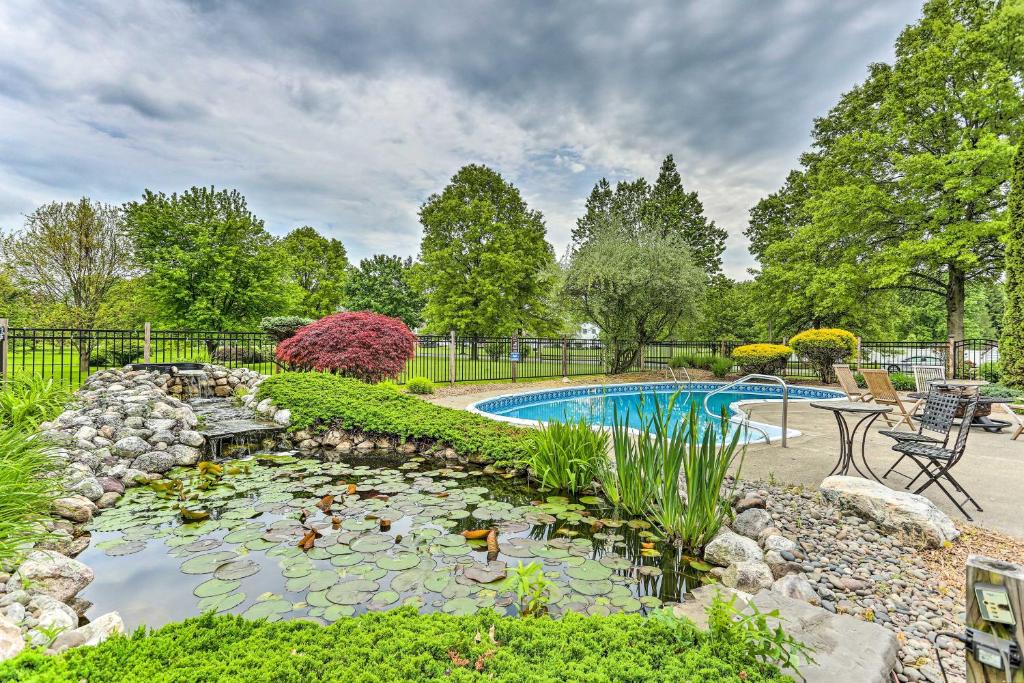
[275,311,416,383]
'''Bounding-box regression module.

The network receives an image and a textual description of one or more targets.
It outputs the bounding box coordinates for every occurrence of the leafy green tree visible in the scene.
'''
[563,218,704,373]
[418,165,556,337]
[344,255,425,329]
[124,186,297,330]
[747,0,1024,340]
[1001,144,1024,386]
[278,226,349,318]
[2,198,133,330]
[572,155,725,275]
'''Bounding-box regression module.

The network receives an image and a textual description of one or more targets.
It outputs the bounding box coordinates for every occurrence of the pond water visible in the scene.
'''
[78,452,705,630]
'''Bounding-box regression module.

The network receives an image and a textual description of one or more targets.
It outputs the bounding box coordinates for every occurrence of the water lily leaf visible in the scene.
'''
[323,604,356,621]
[242,599,292,620]
[341,518,377,532]
[197,591,245,613]
[442,597,478,616]
[598,555,632,571]
[180,551,238,575]
[370,590,400,607]
[463,561,506,584]
[566,560,613,581]
[194,578,241,598]
[350,534,393,553]
[214,559,261,580]
[104,541,146,557]
[376,553,419,571]
[330,552,364,567]
[688,560,713,572]
[637,565,663,577]
[568,578,613,596]
[184,538,223,553]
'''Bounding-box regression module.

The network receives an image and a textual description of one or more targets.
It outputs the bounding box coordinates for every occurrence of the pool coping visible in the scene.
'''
[465,381,847,445]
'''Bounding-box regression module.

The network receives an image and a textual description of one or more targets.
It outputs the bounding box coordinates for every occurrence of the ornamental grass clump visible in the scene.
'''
[275,311,416,383]
[529,419,608,494]
[0,375,68,432]
[0,428,59,566]
[788,328,857,383]
[730,344,792,376]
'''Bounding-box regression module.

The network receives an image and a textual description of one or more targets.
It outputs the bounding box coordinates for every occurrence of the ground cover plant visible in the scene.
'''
[1,607,795,683]
[405,376,435,395]
[256,372,532,465]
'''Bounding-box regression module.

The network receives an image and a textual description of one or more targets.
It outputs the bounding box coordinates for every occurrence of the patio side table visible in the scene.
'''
[811,401,892,482]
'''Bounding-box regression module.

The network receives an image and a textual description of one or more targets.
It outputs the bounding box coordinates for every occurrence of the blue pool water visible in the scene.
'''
[469,382,845,444]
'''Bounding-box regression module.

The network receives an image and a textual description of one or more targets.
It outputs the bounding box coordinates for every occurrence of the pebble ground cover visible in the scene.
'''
[76,452,705,629]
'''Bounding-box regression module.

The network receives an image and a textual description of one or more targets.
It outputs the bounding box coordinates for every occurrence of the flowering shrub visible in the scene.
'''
[789,328,857,383]
[275,311,416,383]
[730,344,792,376]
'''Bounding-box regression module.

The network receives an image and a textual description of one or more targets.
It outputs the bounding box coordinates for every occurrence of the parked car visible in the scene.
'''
[885,355,944,373]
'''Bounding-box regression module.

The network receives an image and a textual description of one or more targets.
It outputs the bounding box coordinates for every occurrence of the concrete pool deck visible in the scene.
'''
[432,378,1024,539]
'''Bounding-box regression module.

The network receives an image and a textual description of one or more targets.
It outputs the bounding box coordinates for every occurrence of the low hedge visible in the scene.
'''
[730,344,792,376]
[1,608,792,683]
[256,372,532,466]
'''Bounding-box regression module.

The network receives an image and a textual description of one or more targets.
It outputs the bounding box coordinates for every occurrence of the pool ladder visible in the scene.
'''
[702,374,789,448]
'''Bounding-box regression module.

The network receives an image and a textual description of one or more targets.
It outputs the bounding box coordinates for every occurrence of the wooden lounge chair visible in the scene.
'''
[860,369,915,430]
[833,364,870,402]
[994,403,1024,440]
[909,365,946,415]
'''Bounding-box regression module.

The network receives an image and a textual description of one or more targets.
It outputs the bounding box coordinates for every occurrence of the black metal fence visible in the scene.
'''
[0,322,997,387]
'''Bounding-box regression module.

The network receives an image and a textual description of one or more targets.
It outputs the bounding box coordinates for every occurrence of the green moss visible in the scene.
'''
[1,608,792,683]
[256,372,532,466]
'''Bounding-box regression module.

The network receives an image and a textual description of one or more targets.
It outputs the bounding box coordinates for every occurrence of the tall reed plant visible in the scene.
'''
[0,428,59,566]
[0,375,69,432]
[598,398,665,515]
[528,419,609,494]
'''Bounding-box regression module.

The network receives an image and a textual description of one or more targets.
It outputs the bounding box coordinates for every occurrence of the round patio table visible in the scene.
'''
[810,401,892,482]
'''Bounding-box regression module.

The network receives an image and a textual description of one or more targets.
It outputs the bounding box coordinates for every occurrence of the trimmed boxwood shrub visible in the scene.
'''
[276,311,416,383]
[731,344,792,376]
[788,328,857,383]
[405,376,435,395]
[211,344,266,363]
[256,372,531,466]
[260,316,313,343]
[0,608,793,683]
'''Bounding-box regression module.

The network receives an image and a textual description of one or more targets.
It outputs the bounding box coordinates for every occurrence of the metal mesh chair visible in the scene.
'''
[880,389,960,480]
[833,364,870,402]
[891,398,981,520]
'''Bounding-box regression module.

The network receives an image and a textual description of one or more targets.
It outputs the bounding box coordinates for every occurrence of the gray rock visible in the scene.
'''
[168,444,202,466]
[273,409,291,426]
[98,477,125,494]
[0,614,24,662]
[73,426,98,442]
[69,477,104,502]
[52,496,97,523]
[177,430,205,447]
[149,430,176,445]
[112,436,150,458]
[131,451,176,473]
[96,492,121,509]
[772,574,821,606]
[722,561,774,592]
[144,418,177,432]
[11,551,94,603]
[819,476,959,549]
[28,594,78,634]
[704,528,764,567]
[48,611,124,654]
[763,534,798,555]
[732,508,773,540]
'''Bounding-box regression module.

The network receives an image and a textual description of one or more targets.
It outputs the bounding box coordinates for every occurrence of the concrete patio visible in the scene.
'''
[433,379,1024,539]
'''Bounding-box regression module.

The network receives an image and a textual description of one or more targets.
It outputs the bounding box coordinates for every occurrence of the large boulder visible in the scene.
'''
[52,496,98,523]
[772,574,820,606]
[0,614,24,662]
[819,476,959,549]
[48,611,124,654]
[732,508,773,540]
[131,451,176,474]
[112,436,150,458]
[10,551,94,602]
[704,528,764,567]
[722,561,774,593]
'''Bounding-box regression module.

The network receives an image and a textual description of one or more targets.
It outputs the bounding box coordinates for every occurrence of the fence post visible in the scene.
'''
[947,335,956,377]
[0,318,7,382]
[511,332,519,383]
[561,338,568,378]
[856,336,862,369]
[144,322,152,363]
[449,331,456,385]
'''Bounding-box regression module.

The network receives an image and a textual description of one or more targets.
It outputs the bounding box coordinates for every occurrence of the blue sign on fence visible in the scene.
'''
[509,352,520,362]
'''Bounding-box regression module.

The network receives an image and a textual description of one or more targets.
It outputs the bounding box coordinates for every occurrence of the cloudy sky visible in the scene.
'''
[0,0,923,278]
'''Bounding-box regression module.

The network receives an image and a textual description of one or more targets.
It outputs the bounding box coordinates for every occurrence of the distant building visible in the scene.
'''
[576,323,600,340]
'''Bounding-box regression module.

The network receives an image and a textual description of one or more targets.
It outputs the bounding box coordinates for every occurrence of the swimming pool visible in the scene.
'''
[467,382,846,444]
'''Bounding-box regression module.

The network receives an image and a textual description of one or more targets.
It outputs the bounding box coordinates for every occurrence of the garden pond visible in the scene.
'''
[76,451,710,630]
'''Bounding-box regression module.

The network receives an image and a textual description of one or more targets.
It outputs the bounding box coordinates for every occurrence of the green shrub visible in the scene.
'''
[980,383,1024,400]
[0,607,794,683]
[483,340,507,361]
[256,373,532,466]
[730,344,792,376]
[259,316,313,343]
[89,345,144,368]
[529,419,608,493]
[0,376,69,431]
[210,345,266,364]
[711,357,733,378]
[0,429,59,566]
[405,376,435,395]
[979,361,1002,383]
[667,353,694,369]
[788,328,857,383]
[889,372,915,391]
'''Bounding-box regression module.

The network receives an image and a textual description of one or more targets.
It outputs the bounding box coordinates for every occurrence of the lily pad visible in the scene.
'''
[214,559,261,580]
[180,551,238,575]
[242,599,292,620]
[376,553,420,571]
[104,541,146,557]
[442,597,478,616]
[350,534,394,553]
[568,578,614,596]
[194,578,241,598]
[197,591,245,613]
[566,560,613,581]
[323,604,356,620]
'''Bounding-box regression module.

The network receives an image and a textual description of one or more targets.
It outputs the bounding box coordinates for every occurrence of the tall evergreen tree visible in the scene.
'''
[1001,144,1024,386]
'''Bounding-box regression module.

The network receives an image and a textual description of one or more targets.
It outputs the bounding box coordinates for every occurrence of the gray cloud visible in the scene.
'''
[0,0,923,276]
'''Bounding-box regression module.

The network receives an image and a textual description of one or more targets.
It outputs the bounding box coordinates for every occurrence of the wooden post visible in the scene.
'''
[448,331,456,385]
[948,335,956,378]
[561,338,568,378]
[718,340,727,358]
[965,555,1024,682]
[143,322,152,363]
[511,331,518,383]
[0,318,7,382]
[856,336,862,369]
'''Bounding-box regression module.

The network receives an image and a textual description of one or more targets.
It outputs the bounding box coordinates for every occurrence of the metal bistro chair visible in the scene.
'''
[833,364,870,402]
[909,365,946,415]
[890,397,982,520]
[880,388,960,480]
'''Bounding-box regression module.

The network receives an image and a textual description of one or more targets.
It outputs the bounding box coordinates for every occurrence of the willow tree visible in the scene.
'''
[1001,144,1024,386]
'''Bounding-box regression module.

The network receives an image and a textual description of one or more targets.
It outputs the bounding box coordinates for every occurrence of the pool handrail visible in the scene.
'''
[703,374,788,448]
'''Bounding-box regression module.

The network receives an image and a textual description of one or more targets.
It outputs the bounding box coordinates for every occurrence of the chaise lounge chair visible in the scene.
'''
[833,364,870,402]
[860,369,915,430]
